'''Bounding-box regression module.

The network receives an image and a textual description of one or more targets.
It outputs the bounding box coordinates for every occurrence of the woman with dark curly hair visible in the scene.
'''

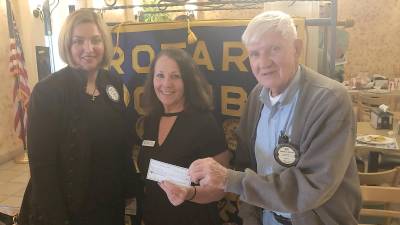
[138,48,231,225]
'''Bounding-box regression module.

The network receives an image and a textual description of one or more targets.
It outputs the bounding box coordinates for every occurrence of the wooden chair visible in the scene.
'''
[390,94,400,112]
[360,185,400,224]
[394,111,400,121]
[359,167,400,186]
[359,168,400,225]
[357,93,391,122]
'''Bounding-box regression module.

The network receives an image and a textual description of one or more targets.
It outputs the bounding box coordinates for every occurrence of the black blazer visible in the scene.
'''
[18,67,141,225]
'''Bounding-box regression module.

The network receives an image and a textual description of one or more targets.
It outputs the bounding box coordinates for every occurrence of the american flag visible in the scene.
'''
[7,0,31,149]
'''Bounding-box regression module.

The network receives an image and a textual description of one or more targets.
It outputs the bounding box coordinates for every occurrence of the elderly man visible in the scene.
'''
[189,11,361,225]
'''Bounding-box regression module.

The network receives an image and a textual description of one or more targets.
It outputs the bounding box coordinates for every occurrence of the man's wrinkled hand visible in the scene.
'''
[188,157,228,190]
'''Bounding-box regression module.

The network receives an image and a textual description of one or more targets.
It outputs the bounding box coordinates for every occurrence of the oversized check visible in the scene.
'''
[146,159,191,187]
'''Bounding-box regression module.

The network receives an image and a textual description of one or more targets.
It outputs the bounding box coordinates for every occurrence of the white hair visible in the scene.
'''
[242,11,298,46]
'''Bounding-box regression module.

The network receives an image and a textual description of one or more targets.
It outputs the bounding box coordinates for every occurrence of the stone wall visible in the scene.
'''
[339,0,400,79]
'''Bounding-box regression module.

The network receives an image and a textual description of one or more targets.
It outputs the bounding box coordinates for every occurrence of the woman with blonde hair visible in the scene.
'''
[18,9,140,225]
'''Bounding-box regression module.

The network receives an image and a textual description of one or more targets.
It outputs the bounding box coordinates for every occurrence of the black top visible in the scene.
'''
[85,92,126,209]
[138,110,227,225]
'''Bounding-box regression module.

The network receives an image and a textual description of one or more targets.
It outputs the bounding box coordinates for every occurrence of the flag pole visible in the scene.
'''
[14,152,29,164]
[15,97,29,164]
[15,71,28,164]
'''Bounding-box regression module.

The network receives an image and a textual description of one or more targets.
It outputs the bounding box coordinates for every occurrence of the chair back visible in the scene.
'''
[357,93,391,121]
[359,167,400,186]
[360,185,400,219]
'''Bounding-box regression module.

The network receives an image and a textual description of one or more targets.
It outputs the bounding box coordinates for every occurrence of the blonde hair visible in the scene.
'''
[58,9,113,68]
[242,11,297,46]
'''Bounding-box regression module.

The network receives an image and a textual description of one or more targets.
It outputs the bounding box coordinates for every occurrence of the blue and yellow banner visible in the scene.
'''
[110,20,258,121]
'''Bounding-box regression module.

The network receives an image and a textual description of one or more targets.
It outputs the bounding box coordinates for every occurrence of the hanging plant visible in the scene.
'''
[141,0,172,23]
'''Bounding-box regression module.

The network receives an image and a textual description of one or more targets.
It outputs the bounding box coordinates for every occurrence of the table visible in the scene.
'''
[356,122,400,172]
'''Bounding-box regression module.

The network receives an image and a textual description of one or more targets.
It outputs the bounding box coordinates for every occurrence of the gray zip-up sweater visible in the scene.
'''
[225,65,361,225]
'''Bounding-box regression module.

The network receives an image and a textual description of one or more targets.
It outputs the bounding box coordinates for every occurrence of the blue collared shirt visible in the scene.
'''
[255,66,301,219]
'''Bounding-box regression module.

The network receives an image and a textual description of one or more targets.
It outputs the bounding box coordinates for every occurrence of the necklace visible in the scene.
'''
[162,111,183,117]
[87,72,99,102]
[91,87,98,102]
[87,86,97,102]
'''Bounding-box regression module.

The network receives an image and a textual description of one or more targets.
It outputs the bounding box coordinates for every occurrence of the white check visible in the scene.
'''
[146,159,191,187]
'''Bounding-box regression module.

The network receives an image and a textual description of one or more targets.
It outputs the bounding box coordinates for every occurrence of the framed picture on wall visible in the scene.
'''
[35,46,51,81]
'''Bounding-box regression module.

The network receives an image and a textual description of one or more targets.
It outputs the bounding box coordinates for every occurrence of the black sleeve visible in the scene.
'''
[27,81,70,225]
[121,86,143,199]
[122,141,143,199]
[125,99,140,147]
[196,113,228,158]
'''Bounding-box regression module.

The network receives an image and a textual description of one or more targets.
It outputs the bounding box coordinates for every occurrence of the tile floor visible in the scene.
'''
[0,160,29,215]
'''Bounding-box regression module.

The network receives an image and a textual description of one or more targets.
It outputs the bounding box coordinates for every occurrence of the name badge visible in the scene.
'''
[142,140,155,147]
[106,85,120,102]
[273,143,300,167]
